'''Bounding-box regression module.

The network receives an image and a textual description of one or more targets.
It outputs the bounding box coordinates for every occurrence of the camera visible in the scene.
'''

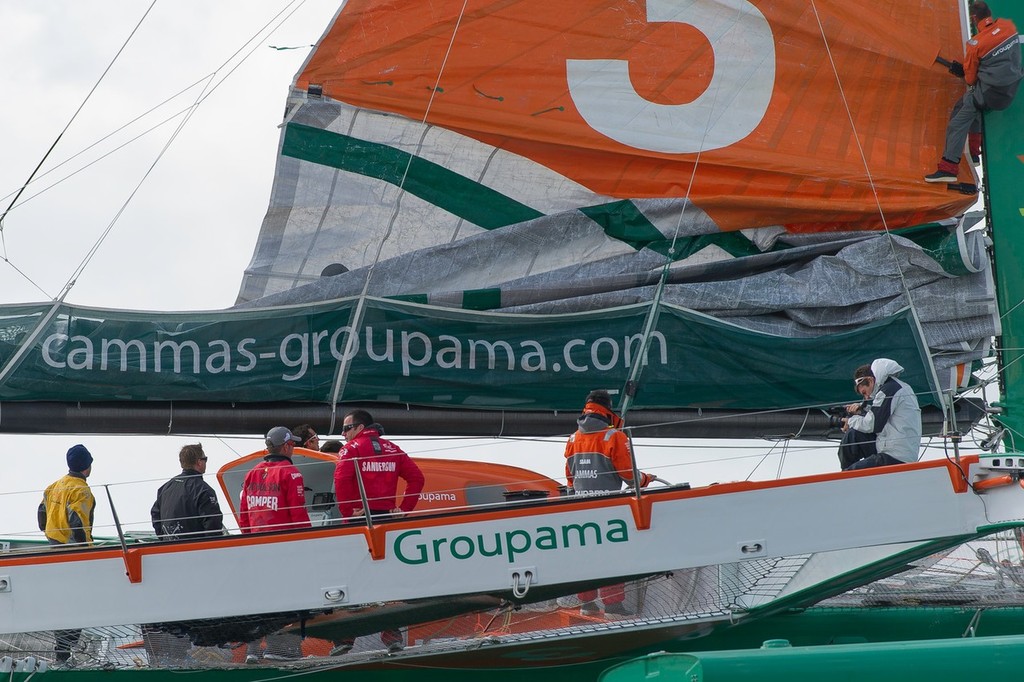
[827,401,868,428]
[827,406,847,429]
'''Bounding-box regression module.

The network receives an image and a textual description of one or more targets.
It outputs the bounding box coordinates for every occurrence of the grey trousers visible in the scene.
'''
[942,87,984,163]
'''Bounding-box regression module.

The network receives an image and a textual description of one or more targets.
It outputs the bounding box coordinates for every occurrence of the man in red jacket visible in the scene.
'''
[331,410,424,655]
[334,410,424,520]
[239,426,311,533]
[240,427,312,662]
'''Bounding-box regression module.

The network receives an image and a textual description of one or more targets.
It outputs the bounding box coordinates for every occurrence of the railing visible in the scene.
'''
[0,433,972,557]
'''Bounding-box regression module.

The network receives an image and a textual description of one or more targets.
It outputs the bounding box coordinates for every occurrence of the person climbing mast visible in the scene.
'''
[925,1,1022,183]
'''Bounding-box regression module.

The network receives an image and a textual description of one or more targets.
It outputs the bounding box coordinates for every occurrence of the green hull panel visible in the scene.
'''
[601,635,1024,682]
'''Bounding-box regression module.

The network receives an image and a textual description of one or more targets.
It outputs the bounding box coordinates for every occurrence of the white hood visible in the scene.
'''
[870,358,904,392]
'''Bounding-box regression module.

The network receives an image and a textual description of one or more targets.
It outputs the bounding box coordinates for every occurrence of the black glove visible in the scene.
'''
[948,60,965,78]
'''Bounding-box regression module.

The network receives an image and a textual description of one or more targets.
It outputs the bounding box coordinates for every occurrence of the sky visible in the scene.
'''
[0,1,348,536]
[0,1,993,541]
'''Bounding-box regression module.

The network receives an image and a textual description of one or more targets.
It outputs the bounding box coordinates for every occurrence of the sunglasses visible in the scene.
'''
[341,423,360,432]
[198,456,208,461]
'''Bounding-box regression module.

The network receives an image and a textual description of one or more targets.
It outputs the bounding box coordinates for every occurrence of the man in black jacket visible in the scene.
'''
[151,444,224,540]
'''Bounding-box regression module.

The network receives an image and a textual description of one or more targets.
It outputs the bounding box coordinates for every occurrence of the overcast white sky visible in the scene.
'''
[0,1,348,536]
[0,1,985,541]
[0,1,341,310]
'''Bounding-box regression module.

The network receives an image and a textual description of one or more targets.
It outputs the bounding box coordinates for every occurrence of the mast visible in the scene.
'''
[987,0,1024,449]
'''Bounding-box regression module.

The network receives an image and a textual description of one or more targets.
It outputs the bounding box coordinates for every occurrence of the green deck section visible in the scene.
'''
[601,635,1024,682]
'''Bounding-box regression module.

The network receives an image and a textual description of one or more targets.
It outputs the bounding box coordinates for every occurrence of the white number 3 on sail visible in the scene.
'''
[566,0,775,153]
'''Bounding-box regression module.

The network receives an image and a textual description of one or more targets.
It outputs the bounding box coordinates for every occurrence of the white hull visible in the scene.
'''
[1,456,1020,634]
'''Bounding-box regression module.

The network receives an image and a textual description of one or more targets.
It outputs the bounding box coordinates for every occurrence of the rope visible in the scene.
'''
[0,0,313,386]
[327,0,473,417]
[0,1,157,244]
[617,4,746,424]
[807,0,945,411]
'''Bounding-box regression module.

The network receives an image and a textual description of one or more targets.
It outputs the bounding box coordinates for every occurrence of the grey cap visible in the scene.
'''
[266,426,302,447]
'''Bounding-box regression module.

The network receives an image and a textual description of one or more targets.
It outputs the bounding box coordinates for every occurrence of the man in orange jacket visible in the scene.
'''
[563,389,653,617]
[564,389,654,495]
[925,2,1022,182]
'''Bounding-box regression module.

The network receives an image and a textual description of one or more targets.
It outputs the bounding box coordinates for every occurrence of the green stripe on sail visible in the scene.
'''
[282,123,543,229]
[581,200,766,260]
[461,288,502,310]
[388,289,501,310]
[580,201,665,250]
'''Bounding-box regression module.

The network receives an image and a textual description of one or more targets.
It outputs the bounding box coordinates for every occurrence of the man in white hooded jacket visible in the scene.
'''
[838,358,922,471]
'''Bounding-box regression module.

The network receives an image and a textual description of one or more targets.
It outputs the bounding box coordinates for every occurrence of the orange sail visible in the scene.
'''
[297,0,971,232]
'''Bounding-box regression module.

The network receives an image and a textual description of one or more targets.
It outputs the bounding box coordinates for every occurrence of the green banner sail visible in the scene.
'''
[0,299,938,410]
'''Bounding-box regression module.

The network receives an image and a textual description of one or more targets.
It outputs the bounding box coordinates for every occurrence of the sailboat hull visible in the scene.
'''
[0,456,1020,636]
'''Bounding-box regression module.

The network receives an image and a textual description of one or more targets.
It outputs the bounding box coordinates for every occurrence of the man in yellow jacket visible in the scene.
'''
[39,444,95,545]
[37,444,95,664]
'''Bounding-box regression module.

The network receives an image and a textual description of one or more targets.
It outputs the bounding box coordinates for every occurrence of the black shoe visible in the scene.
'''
[924,169,957,183]
[386,641,404,654]
[604,602,630,616]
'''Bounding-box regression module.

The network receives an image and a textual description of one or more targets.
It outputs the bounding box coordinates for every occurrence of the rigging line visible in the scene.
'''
[0,77,213,208]
[1,2,305,298]
[2,102,208,225]
[619,4,753,425]
[0,0,157,249]
[1,54,229,390]
[59,0,312,301]
[805,1,898,252]
[190,0,312,107]
[620,384,947,435]
[57,94,208,299]
[744,439,782,482]
[326,0,472,414]
[997,294,1024,320]
[809,0,944,411]
[0,256,50,301]
[11,0,306,216]
[805,8,917,287]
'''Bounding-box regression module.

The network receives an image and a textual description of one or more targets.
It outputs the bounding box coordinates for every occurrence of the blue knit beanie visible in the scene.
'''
[66,444,93,472]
